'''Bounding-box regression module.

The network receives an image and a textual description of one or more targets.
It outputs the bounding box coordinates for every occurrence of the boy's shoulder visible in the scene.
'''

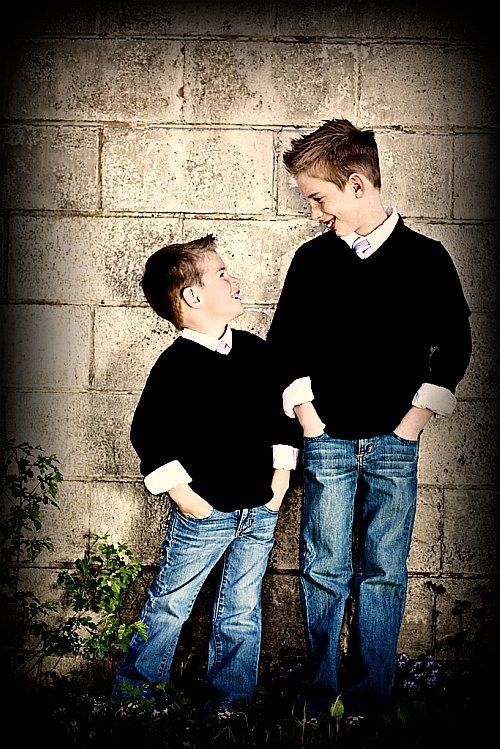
[147,336,191,376]
[294,228,339,260]
[231,328,267,350]
[398,222,451,261]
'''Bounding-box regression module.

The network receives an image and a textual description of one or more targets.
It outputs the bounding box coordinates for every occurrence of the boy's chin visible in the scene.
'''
[229,304,245,321]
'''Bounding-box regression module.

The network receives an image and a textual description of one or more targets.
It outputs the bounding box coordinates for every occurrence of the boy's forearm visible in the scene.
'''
[294,401,325,437]
[394,406,433,440]
[168,483,213,518]
[270,468,291,507]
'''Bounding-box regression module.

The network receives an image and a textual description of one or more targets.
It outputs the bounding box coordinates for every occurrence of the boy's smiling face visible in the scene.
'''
[197,251,243,322]
[297,172,362,237]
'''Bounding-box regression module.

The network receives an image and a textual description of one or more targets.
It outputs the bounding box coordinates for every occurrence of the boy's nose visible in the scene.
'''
[311,207,323,221]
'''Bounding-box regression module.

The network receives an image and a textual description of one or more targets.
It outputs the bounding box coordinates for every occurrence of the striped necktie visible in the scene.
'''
[216,339,231,355]
[352,235,371,259]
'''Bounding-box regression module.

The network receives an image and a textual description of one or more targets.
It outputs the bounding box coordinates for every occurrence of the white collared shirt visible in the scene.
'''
[181,325,233,353]
[282,207,457,421]
[340,206,399,257]
[144,326,299,495]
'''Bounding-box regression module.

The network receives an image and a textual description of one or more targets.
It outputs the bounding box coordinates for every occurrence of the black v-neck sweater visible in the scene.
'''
[130,330,300,511]
[267,218,472,439]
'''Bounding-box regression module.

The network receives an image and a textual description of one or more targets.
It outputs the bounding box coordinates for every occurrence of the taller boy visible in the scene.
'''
[267,119,472,718]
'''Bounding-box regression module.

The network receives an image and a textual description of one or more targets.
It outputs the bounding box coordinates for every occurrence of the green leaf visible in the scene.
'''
[330,697,344,719]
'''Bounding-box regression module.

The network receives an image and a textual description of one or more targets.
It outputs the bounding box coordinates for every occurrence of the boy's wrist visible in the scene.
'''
[394,406,433,440]
[168,483,195,504]
[294,402,325,437]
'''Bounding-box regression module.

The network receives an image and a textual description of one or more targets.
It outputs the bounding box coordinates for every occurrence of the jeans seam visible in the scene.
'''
[211,548,231,668]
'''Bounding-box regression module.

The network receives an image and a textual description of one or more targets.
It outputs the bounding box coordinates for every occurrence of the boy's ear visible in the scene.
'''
[347,173,364,196]
[181,286,203,309]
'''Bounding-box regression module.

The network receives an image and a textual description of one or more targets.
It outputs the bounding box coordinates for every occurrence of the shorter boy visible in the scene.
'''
[113,235,298,713]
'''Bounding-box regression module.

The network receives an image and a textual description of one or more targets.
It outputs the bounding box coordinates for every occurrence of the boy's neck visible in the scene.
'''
[357,193,389,236]
[183,319,231,339]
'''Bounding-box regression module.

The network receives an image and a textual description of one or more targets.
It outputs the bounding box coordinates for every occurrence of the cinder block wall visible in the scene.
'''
[1,0,498,676]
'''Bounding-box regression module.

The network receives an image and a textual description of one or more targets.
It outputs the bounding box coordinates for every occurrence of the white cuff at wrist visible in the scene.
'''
[282,376,314,418]
[272,444,299,470]
[144,460,193,495]
[412,382,457,418]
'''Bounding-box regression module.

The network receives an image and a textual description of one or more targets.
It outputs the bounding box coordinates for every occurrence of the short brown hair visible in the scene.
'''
[283,118,381,189]
[141,235,217,330]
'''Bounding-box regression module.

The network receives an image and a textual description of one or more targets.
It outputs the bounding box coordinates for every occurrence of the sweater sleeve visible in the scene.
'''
[267,247,313,393]
[427,244,472,393]
[266,339,303,450]
[130,358,184,480]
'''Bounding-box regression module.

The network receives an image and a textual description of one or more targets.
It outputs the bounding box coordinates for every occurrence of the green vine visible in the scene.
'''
[0,438,146,679]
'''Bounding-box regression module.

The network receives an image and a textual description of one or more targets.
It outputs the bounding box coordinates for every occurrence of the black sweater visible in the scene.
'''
[130,330,300,511]
[267,217,472,439]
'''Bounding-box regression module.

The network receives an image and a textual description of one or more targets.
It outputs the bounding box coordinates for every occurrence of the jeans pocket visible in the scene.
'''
[303,432,328,444]
[177,506,215,521]
[390,431,419,446]
[263,502,280,515]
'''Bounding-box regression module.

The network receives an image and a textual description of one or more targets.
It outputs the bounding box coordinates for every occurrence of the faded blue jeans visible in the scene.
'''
[300,431,419,717]
[113,502,279,710]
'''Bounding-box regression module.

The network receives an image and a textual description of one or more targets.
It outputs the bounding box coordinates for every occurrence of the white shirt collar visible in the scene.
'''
[181,325,233,353]
[341,207,399,252]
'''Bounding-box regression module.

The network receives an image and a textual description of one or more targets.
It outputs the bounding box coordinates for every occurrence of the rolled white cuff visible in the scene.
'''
[144,460,193,495]
[283,376,314,418]
[412,382,457,418]
[273,444,299,470]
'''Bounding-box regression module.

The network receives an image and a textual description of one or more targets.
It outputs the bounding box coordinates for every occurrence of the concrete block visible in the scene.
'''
[88,393,142,478]
[454,134,499,220]
[359,45,497,128]
[276,0,457,39]
[417,401,498,487]
[276,128,317,216]
[397,577,435,656]
[277,129,452,220]
[16,568,66,642]
[8,215,181,303]
[14,1,98,35]
[5,391,92,478]
[0,126,99,211]
[184,41,356,125]
[408,487,442,575]
[231,307,275,339]
[93,303,300,391]
[100,0,276,37]
[4,391,139,479]
[8,39,184,122]
[183,217,318,303]
[0,215,6,300]
[443,489,500,574]
[434,577,500,662]
[26,480,90,566]
[377,132,451,218]
[1,304,90,389]
[102,127,274,213]
[94,306,176,390]
[261,573,307,658]
[405,221,499,312]
[269,486,301,571]
[89,481,171,566]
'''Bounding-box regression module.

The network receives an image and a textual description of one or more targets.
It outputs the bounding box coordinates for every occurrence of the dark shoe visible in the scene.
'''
[345,715,368,727]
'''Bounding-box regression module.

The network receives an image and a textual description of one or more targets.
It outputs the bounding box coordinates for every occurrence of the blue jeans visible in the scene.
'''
[300,432,419,717]
[113,502,279,710]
